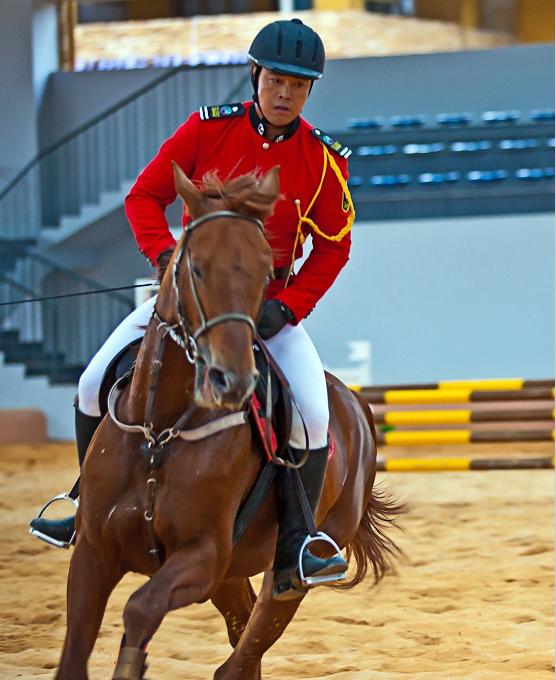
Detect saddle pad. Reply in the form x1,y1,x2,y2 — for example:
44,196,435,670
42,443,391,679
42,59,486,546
250,393,336,462
250,392,277,460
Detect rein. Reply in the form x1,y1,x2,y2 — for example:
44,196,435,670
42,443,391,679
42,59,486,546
108,208,309,564
171,210,264,363
109,209,264,453
108,209,265,565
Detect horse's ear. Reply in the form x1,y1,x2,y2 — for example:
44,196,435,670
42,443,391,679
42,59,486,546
172,161,203,218
257,165,281,204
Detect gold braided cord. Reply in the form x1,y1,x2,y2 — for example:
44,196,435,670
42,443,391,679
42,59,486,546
294,145,355,243
284,144,355,285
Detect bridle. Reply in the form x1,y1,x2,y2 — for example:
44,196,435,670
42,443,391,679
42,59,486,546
105,207,307,568
156,209,266,362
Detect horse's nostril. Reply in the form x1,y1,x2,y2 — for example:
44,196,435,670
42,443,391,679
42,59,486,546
208,367,228,391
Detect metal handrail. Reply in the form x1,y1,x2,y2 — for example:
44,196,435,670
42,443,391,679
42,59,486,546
0,63,249,202
0,240,133,306
0,263,134,381
0,273,59,373
0,62,253,241
0,271,45,301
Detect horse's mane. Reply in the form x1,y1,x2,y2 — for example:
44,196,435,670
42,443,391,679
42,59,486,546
199,171,281,222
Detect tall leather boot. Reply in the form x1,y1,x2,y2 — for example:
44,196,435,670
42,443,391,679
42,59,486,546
273,444,348,601
29,407,102,547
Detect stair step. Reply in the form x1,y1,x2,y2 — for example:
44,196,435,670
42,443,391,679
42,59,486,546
24,362,82,384
0,330,20,345
16,354,66,370
1,342,46,361
48,366,83,385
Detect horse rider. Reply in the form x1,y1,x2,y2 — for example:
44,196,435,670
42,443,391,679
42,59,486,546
30,18,355,600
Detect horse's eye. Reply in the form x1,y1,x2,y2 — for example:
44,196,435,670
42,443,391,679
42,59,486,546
192,264,202,279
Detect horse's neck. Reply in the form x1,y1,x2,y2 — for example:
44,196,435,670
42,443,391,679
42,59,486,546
123,320,195,427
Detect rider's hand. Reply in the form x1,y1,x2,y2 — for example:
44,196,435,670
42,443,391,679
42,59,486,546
257,299,296,340
156,248,174,284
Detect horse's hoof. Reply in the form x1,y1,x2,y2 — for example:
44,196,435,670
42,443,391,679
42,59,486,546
112,647,148,680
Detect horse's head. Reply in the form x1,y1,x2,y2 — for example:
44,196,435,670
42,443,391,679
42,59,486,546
162,162,279,410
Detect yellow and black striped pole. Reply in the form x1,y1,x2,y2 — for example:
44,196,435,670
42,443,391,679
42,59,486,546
358,387,555,405
376,429,554,446
374,407,555,426
376,456,554,472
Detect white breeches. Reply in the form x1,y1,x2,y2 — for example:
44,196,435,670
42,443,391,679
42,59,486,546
78,296,329,449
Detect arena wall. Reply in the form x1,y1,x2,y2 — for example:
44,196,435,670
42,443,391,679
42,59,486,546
49,209,554,384
37,43,554,149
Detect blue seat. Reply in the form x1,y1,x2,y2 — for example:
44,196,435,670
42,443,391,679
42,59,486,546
347,176,364,188
418,172,461,185
467,170,509,182
482,110,520,124
451,141,492,153
370,174,411,187
347,117,384,129
403,142,445,155
544,167,555,178
390,115,426,128
498,139,540,150
530,109,555,122
356,144,398,156
515,168,544,180
436,112,473,126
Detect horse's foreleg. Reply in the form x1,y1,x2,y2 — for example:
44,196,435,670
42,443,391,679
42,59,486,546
114,542,219,679
56,537,122,680
211,577,257,648
213,571,304,680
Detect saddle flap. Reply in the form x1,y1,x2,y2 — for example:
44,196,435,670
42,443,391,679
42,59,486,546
98,339,141,416
253,343,293,456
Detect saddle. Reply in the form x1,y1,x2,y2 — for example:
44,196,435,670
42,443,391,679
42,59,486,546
97,338,295,546
98,339,293,459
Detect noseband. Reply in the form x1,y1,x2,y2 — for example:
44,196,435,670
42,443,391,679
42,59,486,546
156,210,265,362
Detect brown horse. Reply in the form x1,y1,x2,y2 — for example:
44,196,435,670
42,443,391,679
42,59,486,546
54,164,403,680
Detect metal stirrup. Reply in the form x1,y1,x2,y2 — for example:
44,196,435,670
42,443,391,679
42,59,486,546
29,492,79,549
297,532,348,587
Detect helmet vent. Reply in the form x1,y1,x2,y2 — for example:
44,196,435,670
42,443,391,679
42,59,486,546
296,39,303,59
312,36,318,65
277,25,283,55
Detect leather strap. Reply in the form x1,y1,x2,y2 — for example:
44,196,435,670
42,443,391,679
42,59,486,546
232,462,277,546
274,265,290,280
108,373,246,443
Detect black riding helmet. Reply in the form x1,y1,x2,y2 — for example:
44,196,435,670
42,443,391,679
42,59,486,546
248,18,325,81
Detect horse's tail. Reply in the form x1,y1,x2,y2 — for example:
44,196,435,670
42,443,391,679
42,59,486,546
335,485,406,590
334,390,406,590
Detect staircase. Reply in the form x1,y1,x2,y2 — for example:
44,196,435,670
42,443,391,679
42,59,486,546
0,63,252,385
0,244,134,384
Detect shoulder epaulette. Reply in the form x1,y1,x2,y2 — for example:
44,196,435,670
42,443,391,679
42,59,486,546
311,127,352,159
199,102,246,121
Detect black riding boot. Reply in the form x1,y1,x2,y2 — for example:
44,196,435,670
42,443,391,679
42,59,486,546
29,407,102,547
273,444,348,601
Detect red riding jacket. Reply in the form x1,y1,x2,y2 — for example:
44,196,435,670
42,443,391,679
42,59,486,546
125,100,354,322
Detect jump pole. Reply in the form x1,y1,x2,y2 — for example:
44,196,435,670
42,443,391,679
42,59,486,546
376,456,554,472
376,429,555,446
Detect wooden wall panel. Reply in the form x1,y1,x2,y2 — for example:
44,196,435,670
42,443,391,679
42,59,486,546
314,0,363,9
127,0,180,20
517,0,554,42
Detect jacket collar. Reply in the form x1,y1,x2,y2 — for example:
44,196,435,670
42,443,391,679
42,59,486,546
249,103,300,143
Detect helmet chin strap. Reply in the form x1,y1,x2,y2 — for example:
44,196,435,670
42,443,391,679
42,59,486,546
252,66,273,129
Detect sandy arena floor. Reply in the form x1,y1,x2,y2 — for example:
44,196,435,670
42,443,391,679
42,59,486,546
0,442,553,679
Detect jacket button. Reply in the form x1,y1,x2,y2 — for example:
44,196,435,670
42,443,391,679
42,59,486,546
262,142,270,150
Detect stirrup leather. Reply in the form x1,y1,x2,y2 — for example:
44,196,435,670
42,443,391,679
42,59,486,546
29,492,79,549
298,532,348,586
